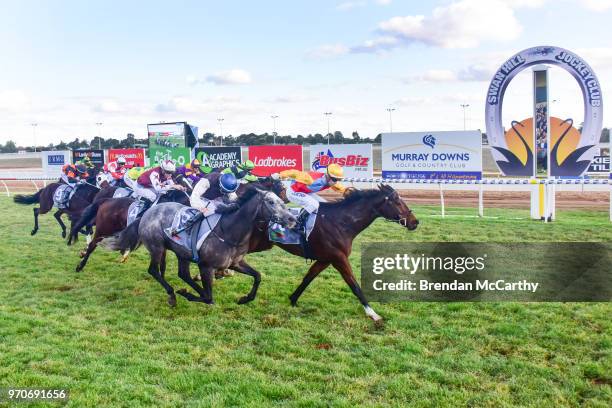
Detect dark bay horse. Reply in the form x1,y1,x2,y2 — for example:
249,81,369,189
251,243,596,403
69,189,191,271
13,182,99,238
101,186,296,307
246,184,419,322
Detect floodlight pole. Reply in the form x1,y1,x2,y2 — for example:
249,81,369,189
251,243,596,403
217,118,224,146
324,112,332,144
386,107,395,132
271,115,279,144
96,122,103,149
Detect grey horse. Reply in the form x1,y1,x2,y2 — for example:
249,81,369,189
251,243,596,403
102,186,296,306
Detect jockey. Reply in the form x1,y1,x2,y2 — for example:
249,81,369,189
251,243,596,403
102,156,129,186
277,163,346,230
122,166,147,192
134,160,184,205
61,163,89,186
171,173,239,236
221,160,258,183
176,158,204,188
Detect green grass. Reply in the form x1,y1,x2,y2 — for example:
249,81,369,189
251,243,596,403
0,195,610,407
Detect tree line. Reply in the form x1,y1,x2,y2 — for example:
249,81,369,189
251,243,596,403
0,128,609,153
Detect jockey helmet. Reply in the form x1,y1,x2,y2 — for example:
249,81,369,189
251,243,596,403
238,160,255,172
117,156,127,165
160,160,176,173
326,163,344,181
75,164,88,175
191,158,201,168
219,173,239,194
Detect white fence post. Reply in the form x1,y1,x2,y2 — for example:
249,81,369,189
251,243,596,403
439,183,445,218
478,184,484,217
1,180,9,197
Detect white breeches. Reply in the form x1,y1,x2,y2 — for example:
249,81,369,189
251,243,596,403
286,189,320,213
134,184,158,202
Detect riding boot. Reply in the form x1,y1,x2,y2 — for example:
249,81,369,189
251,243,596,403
295,210,310,232
140,198,154,214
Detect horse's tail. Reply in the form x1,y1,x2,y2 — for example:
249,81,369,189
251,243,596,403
67,200,102,245
100,218,141,254
13,190,41,205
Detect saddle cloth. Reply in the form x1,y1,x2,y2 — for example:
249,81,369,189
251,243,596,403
163,207,222,260
268,208,317,245
112,187,133,198
53,184,76,209
127,200,147,226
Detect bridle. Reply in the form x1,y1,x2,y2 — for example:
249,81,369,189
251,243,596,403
375,191,412,227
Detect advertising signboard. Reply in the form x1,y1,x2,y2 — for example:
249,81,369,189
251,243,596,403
309,144,373,178
382,131,482,180
72,149,105,169
248,145,303,176
42,150,71,177
194,146,242,170
108,148,146,167
148,147,191,167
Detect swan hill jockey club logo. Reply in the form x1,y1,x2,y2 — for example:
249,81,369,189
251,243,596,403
485,46,603,176
382,131,482,180
309,144,374,178
422,134,436,149
249,145,303,176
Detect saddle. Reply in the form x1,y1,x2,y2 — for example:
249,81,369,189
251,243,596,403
268,208,317,248
126,199,148,226
53,184,76,209
163,207,222,262
112,187,133,199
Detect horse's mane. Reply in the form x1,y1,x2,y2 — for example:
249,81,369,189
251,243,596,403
235,184,259,206
320,187,387,209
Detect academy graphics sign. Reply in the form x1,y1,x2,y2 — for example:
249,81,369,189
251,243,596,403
194,146,242,170
382,131,482,180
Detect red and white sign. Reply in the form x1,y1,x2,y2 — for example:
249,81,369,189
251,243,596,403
309,144,373,178
108,148,146,167
249,145,303,176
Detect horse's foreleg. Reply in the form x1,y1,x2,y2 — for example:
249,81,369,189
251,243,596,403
147,255,176,307
54,210,66,238
289,260,330,306
230,261,261,304
332,257,382,322
176,259,214,304
75,234,102,272
31,207,40,236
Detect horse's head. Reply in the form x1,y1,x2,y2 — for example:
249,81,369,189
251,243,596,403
256,188,296,228
255,176,288,203
373,184,419,231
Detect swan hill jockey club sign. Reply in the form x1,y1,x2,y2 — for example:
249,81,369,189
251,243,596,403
382,131,482,180
248,145,303,176
309,144,373,178
194,146,242,170
485,46,603,177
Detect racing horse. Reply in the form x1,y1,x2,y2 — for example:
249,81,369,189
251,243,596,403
101,185,296,307
13,181,100,239
245,184,419,322
69,176,285,272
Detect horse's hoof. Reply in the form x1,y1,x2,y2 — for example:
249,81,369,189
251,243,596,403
193,274,201,281
168,294,177,307
75,265,83,273
238,296,253,305
30,230,37,236
289,295,298,307
61,231,66,238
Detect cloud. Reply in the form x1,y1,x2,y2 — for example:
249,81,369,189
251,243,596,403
306,43,350,59
394,93,479,107
349,36,399,54
579,0,612,11
188,69,252,85
336,1,366,11
0,90,30,112
271,94,316,103
405,62,497,83
376,0,522,49
92,99,123,113
376,0,392,5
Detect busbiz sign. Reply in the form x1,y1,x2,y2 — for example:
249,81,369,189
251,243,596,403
382,131,482,180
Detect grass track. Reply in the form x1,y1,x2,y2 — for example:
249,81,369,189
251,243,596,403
0,196,610,407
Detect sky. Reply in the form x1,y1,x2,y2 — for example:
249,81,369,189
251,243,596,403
1,0,612,146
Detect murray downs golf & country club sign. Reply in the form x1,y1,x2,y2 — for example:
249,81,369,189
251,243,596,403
485,46,603,177
382,131,482,180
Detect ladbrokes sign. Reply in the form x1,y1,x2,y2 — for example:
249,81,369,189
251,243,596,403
310,144,373,178
249,145,302,176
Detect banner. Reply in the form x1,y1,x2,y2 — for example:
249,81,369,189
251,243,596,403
194,146,242,170
382,131,482,180
42,150,71,177
108,148,146,167
587,155,610,173
309,144,373,178
148,147,191,167
248,145,302,176
72,149,105,169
